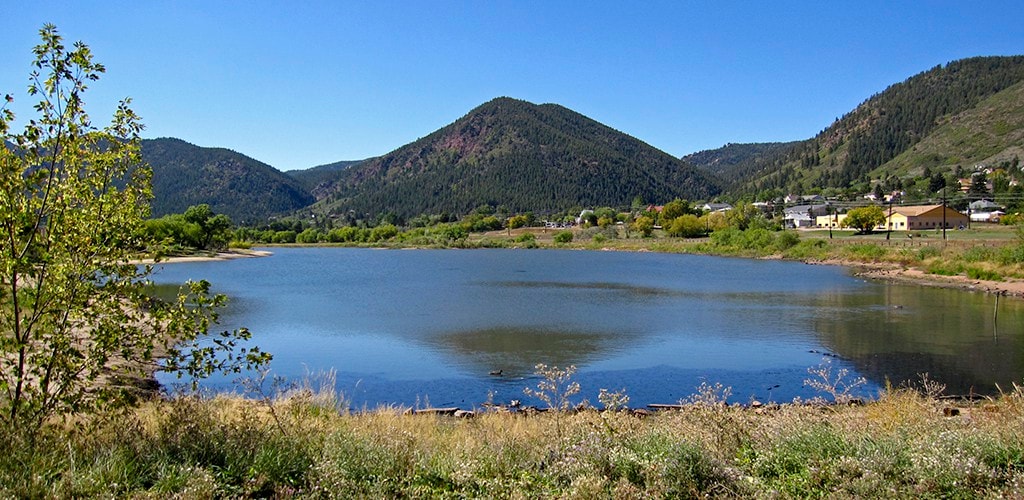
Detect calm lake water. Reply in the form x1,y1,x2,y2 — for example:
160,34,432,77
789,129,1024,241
152,247,1024,408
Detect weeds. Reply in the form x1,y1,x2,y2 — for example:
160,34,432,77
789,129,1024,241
804,357,868,404
524,364,581,438
5,381,1024,497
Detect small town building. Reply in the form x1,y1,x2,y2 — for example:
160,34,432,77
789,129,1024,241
784,194,824,204
700,202,733,212
877,205,968,231
970,211,1004,223
815,213,847,228
968,199,1001,211
783,203,830,229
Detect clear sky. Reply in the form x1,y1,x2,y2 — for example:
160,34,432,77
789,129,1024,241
3,2,1023,171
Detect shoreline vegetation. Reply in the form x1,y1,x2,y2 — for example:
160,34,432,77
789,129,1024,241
212,224,1024,298
6,377,1024,497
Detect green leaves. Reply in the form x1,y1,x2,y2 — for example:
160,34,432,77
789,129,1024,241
1,25,269,434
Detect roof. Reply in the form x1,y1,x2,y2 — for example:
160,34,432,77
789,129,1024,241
889,205,963,217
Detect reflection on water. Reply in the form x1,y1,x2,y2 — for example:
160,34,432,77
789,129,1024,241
812,286,1024,394
149,247,1024,406
430,326,643,378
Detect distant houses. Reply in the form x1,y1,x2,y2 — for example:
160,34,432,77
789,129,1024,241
700,202,733,212
783,204,829,228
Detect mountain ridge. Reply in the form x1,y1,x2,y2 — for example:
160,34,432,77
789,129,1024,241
143,137,315,223
309,96,721,219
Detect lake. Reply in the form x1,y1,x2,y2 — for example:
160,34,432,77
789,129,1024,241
151,247,1024,408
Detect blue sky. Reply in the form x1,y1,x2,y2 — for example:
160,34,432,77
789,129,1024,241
3,2,1023,171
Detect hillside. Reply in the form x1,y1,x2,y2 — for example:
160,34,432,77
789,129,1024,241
883,79,1024,176
683,141,800,176
143,138,315,223
286,159,368,193
705,56,1024,197
310,97,721,219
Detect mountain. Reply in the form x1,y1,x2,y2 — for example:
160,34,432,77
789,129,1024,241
286,159,368,193
310,97,721,219
143,138,315,223
702,56,1024,196
882,79,1024,175
684,142,800,176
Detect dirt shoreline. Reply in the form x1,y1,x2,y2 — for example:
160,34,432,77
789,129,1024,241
134,248,272,264
810,259,1024,298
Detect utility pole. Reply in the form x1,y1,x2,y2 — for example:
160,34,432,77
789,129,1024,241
886,198,893,241
942,186,947,242
827,204,833,239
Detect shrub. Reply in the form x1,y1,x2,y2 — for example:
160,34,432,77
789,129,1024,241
774,230,800,250
916,246,942,260
843,244,887,261
554,231,574,244
665,214,706,238
966,267,1001,281
272,230,297,243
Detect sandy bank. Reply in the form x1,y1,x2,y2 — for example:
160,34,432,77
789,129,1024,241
134,248,272,264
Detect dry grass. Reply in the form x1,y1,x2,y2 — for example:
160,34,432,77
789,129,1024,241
3,382,1024,497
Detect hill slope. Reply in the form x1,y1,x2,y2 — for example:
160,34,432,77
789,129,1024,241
144,138,315,222
883,79,1024,175
286,159,368,193
702,56,1024,196
684,142,801,177
311,97,721,219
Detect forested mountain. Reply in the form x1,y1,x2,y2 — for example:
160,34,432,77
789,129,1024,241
684,142,800,176
310,97,721,219
701,56,1024,197
286,159,368,193
139,56,1024,221
883,80,1024,175
143,138,315,223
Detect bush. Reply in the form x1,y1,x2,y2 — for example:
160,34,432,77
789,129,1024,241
966,267,1001,281
774,231,800,250
665,215,706,238
916,246,942,260
272,230,297,244
554,231,574,244
843,244,887,261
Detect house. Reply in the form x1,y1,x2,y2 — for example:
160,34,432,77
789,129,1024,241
783,204,830,229
877,205,968,231
970,211,1004,223
785,213,816,228
783,204,830,217
784,194,824,204
968,199,1001,211
700,202,733,212
751,201,773,214
815,213,847,228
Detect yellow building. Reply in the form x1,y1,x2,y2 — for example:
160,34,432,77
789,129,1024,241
815,213,846,228
876,204,968,231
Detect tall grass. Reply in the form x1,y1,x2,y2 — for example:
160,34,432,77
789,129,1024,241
5,382,1024,497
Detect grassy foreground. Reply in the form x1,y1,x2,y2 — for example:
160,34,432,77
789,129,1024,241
5,384,1024,498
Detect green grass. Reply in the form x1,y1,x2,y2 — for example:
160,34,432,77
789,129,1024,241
6,385,1024,497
